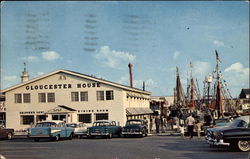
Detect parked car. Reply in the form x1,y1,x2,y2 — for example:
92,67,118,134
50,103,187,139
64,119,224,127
88,120,122,139
66,122,88,138
27,120,74,142
0,125,14,140
204,118,231,135
205,116,250,152
122,119,148,137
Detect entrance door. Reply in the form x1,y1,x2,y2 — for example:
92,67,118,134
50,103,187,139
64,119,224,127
52,114,66,121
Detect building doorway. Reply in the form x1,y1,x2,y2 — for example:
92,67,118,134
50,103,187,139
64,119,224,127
52,114,66,121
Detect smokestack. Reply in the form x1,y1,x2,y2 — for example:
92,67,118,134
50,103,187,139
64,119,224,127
128,63,133,88
143,81,145,91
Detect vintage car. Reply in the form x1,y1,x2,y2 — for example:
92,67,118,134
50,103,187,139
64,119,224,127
88,120,122,139
27,120,74,142
0,126,14,140
122,119,148,137
204,118,231,135
205,116,250,152
66,122,88,138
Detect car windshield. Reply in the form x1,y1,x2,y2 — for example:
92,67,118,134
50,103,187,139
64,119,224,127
93,122,110,126
126,120,142,126
36,122,57,127
230,119,248,128
215,119,229,124
66,123,78,128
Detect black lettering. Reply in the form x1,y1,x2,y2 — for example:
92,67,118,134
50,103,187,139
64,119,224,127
34,85,38,90
44,85,48,89
31,86,34,90
26,86,29,90
87,83,91,88
82,84,86,88
39,85,43,89
92,83,96,87
97,83,101,87
58,84,62,89
49,85,53,89
54,85,57,89
68,84,72,88
63,84,67,89
77,84,81,88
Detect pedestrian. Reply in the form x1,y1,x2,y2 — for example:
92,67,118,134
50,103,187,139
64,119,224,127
179,124,185,139
195,120,203,139
185,114,195,139
151,116,156,133
155,116,160,134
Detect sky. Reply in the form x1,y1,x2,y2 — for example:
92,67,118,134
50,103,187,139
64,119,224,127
1,1,249,98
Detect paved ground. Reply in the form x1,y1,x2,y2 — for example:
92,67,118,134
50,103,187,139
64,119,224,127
0,136,249,159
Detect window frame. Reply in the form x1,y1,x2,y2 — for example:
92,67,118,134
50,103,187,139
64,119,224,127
38,93,46,103
78,114,92,123
96,91,104,101
15,93,22,104
21,115,34,125
80,91,88,102
106,90,114,100
71,92,79,102
47,93,55,103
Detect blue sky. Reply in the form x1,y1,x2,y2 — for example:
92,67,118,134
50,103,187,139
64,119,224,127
1,1,249,97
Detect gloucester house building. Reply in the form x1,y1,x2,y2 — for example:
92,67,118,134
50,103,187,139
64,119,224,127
1,69,152,131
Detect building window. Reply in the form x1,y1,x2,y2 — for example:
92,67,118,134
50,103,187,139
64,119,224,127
96,91,104,101
38,93,46,103
78,114,91,123
47,93,55,103
96,113,108,121
36,115,46,122
15,94,22,103
71,92,79,102
52,114,66,121
21,115,34,125
106,90,114,100
80,92,88,101
23,93,31,103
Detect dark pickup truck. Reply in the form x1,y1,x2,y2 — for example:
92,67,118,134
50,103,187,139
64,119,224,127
205,115,250,152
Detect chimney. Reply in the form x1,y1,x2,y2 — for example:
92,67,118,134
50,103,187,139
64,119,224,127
128,63,133,88
21,62,29,83
142,81,145,91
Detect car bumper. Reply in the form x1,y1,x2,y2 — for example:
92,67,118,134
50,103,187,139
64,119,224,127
205,136,230,146
90,132,110,136
28,134,51,138
122,132,142,135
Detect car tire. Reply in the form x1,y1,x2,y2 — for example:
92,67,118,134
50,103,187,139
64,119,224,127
7,133,12,140
237,140,250,152
54,135,60,141
34,138,39,142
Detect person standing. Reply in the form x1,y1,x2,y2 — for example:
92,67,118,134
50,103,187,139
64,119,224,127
155,116,160,134
179,124,185,139
195,120,203,139
186,114,195,139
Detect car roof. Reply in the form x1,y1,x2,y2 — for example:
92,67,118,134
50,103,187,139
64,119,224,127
66,122,83,125
235,116,250,123
127,119,144,121
38,120,64,124
94,120,114,123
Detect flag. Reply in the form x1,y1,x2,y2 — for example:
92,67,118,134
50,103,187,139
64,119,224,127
215,50,221,63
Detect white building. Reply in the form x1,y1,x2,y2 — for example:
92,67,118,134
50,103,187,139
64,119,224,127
1,69,152,130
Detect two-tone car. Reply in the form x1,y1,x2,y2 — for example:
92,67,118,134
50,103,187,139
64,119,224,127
122,119,148,137
66,122,88,138
88,120,122,139
205,116,250,152
0,125,14,140
27,120,74,142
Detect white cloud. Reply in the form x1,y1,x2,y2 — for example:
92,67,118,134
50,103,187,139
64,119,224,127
213,40,224,47
118,75,157,91
94,46,136,69
37,72,45,76
223,62,249,88
3,75,18,81
192,61,211,76
21,56,39,62
173,51,180,60
42,51,61,61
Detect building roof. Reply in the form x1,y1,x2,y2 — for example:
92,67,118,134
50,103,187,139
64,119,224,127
239,88,250,99
1,69,151,95
126,107,153,115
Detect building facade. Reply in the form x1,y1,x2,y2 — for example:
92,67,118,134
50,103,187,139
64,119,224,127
1,69,152,130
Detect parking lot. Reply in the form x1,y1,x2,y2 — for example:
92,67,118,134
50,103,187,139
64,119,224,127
0,136,249,159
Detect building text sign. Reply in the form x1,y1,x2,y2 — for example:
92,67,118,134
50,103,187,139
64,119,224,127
25,82,101,90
